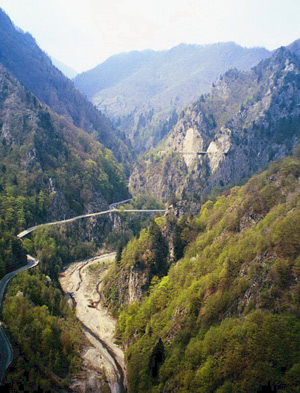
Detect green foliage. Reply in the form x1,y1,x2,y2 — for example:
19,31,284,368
0,64,130,388
103,195,165,252
0,62,130,279
0,62,128,229
2,269,82,390
111,154,300,392
103,219,169,315
0,9,132,169
1,224,91,390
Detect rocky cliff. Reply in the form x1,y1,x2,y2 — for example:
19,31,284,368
74,42,270,154
102,215,186,312
129,44,300,202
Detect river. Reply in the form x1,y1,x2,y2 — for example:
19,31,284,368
59,253,127,393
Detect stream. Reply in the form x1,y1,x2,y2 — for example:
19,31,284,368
59,253,127,393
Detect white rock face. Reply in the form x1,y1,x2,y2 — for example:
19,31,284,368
182,128,202,167
207,128,232,173
129,46,300,203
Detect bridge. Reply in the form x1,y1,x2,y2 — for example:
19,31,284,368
158,150,228,156
1,201,165,382
109,198,133,210
159,150,207,155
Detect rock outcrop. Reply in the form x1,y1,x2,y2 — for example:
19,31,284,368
129,44,300,202
74,42,270,154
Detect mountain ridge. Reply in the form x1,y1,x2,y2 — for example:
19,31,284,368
0,8,132,168
0,62,128,223
74,42,271,153
51,57,78,79
129,43,300,202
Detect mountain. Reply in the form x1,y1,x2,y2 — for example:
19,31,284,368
0,56,130,389
50,57,78,79
74,49,155,99
0,62,128,227
104,150,300,392
129,43,300,203
287,38,300,58
0,56,130,290
74,42,270,153
0,8,132,167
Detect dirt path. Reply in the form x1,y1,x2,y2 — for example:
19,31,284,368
59,253,127,393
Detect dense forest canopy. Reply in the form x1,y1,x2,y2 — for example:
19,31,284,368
105,151,300,392
0,6,300,392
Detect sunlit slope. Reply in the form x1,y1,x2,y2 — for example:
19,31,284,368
0,8,132,166
108,151,300,392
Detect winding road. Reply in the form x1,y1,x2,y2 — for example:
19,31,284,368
17,208,165,239
0,254,39,383
1,202,165,388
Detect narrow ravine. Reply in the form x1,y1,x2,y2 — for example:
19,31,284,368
59,253,127,393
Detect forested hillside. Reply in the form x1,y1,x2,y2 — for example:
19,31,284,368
106,150,300,392
1,4,300,392
0,62,128,275
74,42,270,153
0,60,128,390
130,43,300,202
2,263,83,391
0,8,132,167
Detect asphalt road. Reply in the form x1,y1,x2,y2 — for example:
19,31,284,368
0,255,39,383
17,208,166,238
2,204,165,383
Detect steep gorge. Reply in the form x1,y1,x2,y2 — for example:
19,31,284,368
1,6,300,391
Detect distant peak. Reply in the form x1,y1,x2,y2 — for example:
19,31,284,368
286,38,300,58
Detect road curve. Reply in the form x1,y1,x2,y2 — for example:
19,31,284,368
17,208,166,239
109,198,133,210
7,206,165,386
0,255,39,383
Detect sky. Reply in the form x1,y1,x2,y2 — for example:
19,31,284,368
0,0,299,73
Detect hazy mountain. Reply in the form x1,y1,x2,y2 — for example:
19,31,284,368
51,57,78,79
74,49,155,98
287,38,300,57
74,42,270,153
0,62,128,223
129,42,300,202
0,8,132,167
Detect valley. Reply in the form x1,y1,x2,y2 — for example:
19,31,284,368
0,205,165,391
0,4,300,392
59,253,126,393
